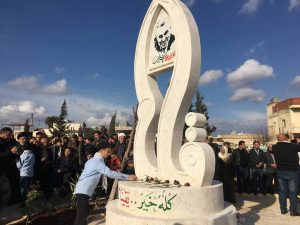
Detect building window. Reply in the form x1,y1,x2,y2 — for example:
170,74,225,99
282,119,286,128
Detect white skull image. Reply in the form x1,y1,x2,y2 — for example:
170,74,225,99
154,14,175,53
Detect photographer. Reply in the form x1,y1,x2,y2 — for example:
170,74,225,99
16,132,35,206
0,127,20,208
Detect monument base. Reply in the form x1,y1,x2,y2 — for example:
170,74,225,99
105,181,237,225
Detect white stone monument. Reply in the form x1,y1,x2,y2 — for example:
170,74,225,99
106,0,237,224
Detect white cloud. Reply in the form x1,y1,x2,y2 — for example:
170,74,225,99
86,72,99,79
183,0,223,7
55,67,65,75
7,75,68,95
230,88,265,102
0,101,46,123
290,75,300,90
7,75,39,90
289,0,300,10
239,0,262,14
43,79,67,94
86,115,111,127
199,70,223,86
0,87,133,128
211,115,266,134
226,59,274,88
85,111,130,127
234,110,266,121
249,41,265,54
183,0,197,7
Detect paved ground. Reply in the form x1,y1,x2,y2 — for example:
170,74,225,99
1,194,300,225
235,193,300,225
0,204,25,225
88,193,300,225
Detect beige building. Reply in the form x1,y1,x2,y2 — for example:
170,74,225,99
267,97,300,140
216,133,257,149
115,124,132,134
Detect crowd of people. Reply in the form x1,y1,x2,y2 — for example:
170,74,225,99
0,127,134,210
210,134,300,216
1,126,300,224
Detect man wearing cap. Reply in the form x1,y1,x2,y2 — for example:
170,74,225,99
74,141,137,225
16,132,35,206
115,133,127,160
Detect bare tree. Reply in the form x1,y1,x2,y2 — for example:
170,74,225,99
253,127,275,144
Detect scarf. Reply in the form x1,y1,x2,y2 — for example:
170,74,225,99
218,146,230,162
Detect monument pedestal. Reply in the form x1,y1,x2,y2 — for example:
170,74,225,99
106,181,237,225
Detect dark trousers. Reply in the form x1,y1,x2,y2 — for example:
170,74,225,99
6,166,21,204
20,176,32,203
236,166,249,193
277,170,299,213
250,168,264,194
40,167,53,198
107,177,114,197
298,166,300,193
264,173,277,194
74,194,89,225
0,173,10,209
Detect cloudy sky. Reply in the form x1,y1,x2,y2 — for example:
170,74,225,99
0,0,299,133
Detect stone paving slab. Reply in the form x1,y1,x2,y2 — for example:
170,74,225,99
235,193,300,225
2,193,299,225
0,204,24,225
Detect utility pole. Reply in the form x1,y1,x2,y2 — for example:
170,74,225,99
31,113,34,131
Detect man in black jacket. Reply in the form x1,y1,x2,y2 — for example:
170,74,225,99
249,141,266,194
273,133,300,216
233,140,250,193
0,127,19,208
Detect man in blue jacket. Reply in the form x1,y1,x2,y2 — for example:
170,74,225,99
74,141,137,225
16,132,35,205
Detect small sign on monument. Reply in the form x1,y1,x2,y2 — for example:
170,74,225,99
148,8,176,75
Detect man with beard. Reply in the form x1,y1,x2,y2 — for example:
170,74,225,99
114,133,127,160
16,132,35,206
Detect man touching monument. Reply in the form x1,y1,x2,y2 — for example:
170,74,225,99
74,141,137,225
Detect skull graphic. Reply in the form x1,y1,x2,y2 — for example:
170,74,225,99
154,19,175,53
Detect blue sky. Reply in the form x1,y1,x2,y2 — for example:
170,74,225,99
0,0,299,133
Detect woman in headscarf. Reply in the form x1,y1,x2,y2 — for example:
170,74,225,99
218,145,236,203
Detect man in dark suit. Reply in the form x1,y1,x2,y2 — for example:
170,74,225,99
233,140,250,193
273,133,300,216
264,144,277,194
249,141,265,194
